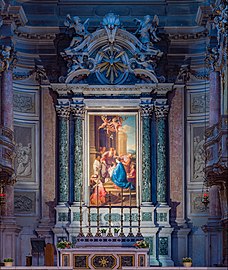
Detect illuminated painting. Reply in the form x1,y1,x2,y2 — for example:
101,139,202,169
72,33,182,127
89,114,137,206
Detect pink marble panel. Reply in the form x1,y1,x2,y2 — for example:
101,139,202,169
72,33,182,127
42,89,56,222
169,88,184,222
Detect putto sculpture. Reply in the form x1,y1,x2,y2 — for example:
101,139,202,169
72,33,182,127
60,13,165,85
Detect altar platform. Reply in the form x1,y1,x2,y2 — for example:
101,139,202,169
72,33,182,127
59,246,148,269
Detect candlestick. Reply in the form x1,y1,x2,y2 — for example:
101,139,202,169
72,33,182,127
119,187,125,237
136,185,142,237
107,191,113,237
78,184,85,237
86,206,93,237
128,188,134,237
95,184,101,237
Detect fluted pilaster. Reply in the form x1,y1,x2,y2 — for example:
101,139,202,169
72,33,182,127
155,105,169,204
56,105,70,203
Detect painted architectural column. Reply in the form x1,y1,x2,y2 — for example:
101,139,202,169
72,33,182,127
209,70,221,127
140,104,153,204
155,104,169,204
71,104,84,203
56,105,70,204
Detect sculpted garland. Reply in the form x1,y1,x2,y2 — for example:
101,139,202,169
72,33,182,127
60,13,165,85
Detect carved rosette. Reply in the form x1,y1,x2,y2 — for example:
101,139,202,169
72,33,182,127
140,104,153,203
155,105,169,203
56,105,70,203
71,105,84,202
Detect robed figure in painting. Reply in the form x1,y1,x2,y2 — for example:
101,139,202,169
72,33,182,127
111,158,135,190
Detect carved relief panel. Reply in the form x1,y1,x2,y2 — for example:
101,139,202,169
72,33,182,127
14,123,36,182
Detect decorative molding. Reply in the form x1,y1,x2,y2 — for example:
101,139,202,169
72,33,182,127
190,192,209,214
51,83,173,96
169,30,208,40
14,191,36,214
14,29,56,40
190,92,209,114
13,92,35,113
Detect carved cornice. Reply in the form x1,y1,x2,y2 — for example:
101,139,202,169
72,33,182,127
169,30,208,40
51,83,174,96
154,105,169,118
14,30,56,40
0,4,27,27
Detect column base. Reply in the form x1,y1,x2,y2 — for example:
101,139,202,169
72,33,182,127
156,204,171,227
172,227,191,266
35,218,54,243
55,204,69,227
159,257,175,266
158,227,174,266
0,217,21,264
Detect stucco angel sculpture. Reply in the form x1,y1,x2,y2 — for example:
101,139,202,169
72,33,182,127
64,14,89,50
134,15,160,49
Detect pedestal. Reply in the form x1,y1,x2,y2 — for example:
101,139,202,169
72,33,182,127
158,227,174,266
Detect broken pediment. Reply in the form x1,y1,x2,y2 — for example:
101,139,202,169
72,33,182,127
60,13,165,85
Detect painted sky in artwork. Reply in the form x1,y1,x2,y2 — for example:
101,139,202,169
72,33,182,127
119,115,136,153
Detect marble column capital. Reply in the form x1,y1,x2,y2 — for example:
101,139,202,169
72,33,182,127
56,105,70,119
0,46,17,73
140,104,153,117
71,104,85,118
154,105,169,118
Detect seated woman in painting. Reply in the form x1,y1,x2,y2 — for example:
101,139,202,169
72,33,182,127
111,158,135,190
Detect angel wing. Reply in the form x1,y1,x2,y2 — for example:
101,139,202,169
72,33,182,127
152,15,159,26
83,18,90,29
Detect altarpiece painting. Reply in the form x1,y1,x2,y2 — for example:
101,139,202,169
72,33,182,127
88,113,137,207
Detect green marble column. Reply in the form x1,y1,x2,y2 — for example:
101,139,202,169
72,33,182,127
155,105,169,204
140,105,152,203
72,105,84,202
56,105,70,203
